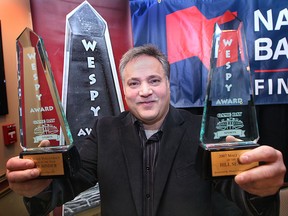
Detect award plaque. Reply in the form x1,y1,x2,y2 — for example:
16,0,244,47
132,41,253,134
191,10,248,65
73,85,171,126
16,28,81,178
197,15,259,179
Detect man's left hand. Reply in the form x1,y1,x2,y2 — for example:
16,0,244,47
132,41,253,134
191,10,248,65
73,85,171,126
235,145,286,197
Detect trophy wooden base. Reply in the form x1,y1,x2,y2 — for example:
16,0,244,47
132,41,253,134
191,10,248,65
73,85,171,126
196,143,259,179
20,145,81,178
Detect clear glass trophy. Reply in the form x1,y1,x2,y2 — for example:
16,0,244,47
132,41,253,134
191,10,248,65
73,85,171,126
16,28,81,178
197,15,259,179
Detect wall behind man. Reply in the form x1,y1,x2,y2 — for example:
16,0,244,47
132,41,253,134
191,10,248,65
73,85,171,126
0,0,32,215
0,0,32,174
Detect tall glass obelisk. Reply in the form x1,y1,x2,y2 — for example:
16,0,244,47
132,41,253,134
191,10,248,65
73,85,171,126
197,13,259,179
17,28,81,178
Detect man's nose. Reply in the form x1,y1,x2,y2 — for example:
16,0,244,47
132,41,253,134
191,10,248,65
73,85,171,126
139,83,152,96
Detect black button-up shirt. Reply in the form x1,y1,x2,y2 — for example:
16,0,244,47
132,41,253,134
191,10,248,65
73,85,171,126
134,118,163,216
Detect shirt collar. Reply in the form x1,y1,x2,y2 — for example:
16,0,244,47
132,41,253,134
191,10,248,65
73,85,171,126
130,113,165,132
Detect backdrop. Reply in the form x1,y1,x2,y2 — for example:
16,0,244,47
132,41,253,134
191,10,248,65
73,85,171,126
130,0,288,108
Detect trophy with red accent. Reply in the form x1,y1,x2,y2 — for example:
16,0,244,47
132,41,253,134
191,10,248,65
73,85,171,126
197,14,259,179
16,28,81,178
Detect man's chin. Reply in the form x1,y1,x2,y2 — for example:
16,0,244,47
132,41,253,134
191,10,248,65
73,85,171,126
139,112,157,122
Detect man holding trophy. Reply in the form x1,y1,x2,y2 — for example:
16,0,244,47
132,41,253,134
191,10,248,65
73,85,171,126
6,15,286,216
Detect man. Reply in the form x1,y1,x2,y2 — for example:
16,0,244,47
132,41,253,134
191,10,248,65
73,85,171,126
6,45,286,216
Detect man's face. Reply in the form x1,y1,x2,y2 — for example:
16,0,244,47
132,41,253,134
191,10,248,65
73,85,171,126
122,55,170,130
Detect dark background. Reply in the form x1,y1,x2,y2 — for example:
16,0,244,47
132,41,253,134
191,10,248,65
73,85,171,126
0,21,8,115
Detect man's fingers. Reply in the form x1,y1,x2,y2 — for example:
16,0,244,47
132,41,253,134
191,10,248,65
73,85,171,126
225,135,242,142
38,140,50,147
235,164,285,197
239,145,279,164
234,146,286,197
7,168,40,183
6,157,35,171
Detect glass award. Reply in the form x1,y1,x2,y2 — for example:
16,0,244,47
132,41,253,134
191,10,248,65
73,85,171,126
62,1,124,145
197,15,259,179
16,28,81,178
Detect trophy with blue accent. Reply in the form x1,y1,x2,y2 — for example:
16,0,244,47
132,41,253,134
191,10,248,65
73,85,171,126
197,14,259,179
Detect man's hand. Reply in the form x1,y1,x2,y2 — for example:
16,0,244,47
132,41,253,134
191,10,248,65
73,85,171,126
6,156,52,198
235,145,286,197
6,140,52,198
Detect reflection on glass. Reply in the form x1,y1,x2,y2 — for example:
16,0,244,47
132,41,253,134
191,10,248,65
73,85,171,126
17,27,73,151
16,28,80,178
197,13,259,179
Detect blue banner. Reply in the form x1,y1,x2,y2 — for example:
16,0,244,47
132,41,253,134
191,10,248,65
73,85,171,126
130,0,288,107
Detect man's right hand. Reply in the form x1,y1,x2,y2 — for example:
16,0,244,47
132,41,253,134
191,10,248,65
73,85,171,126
6,141,52,198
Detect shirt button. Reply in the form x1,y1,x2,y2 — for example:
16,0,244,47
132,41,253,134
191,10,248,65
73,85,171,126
146,166,150,171
146,194,151,199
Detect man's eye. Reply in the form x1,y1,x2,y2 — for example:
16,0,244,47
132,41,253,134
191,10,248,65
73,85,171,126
128,81,139,87
150,79,160,85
